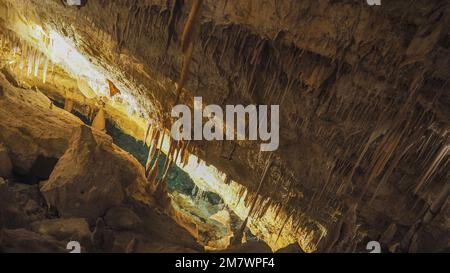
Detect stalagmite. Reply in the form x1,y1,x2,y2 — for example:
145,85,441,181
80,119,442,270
359,126,405,202
173,140,183,164
156,131,166,161
19,44,27,71
180,140,190,166
369,141,416,204
422,183,450,224
92,108,106,132
338,127,386,195
27,48,34,76
181,146,190,167
173,0,203,104
275,211,294,244
161,138,174,180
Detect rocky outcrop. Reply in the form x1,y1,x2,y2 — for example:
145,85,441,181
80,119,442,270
0,0,448,252
30,218,91,246
0,75,201,253
41,125,128,221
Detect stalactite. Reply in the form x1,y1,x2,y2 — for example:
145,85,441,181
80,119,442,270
175,42,194,104
64,98,74,113
181,0,203,54
42,57,49,83
414,143,450,194
147,158,159,185
146,129,160,171
143,121,152,147
231,154,274,245
236,187,246,207
34,52,41,77
166,0,183,50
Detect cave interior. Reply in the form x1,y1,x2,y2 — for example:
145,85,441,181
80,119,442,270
0,0,449,253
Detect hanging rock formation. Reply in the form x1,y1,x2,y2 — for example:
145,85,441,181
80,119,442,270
0,0,448,252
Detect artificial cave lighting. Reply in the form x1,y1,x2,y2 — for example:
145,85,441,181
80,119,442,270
0,0,448,258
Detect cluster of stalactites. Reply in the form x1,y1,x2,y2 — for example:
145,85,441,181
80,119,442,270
0,30,53,84
142,122,191,208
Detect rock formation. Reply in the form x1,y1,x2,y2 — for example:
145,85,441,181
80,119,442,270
0,0,448,253
0,75,201,253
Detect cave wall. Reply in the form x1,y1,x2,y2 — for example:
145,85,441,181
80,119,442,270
0,0,448,252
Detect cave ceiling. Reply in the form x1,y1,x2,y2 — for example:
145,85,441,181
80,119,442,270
0,0,448,253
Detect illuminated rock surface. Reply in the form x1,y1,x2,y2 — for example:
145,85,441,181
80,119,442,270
0,0,448,252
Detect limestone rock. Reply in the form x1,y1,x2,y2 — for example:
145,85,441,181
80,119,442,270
0,0,449,253
0,144,12,178
104,206,141,231
219,241,272,253
30,218,91,244
0,179,29,229
0,75,82,175
40,125,125,221
276,243,305,253
91,218,115,252
0,228,66,253
8,183,48,222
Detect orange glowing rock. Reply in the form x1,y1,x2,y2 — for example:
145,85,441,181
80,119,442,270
108,80,120,97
